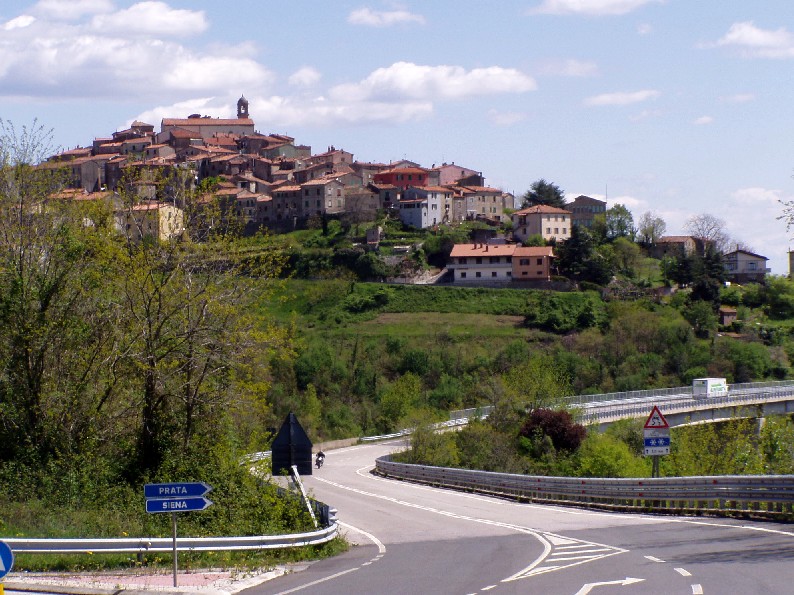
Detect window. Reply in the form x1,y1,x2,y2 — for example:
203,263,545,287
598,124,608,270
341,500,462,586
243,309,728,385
476,257,482,264
460,272,467,278
546,228,551,234
520,258,529,266
492,271,497,277
476,272,482,278
562,228,567,234
490,257,499,264
537,258,543,265
459,257,467,264
748,262,757,270
554,228,559,234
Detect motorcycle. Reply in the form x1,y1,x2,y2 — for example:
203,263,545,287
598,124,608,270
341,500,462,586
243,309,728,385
315,453,325,469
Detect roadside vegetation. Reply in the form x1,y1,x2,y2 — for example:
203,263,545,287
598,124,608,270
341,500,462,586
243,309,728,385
2,124,794,570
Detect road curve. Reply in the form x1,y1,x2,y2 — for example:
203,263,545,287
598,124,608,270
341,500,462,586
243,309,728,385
246,441,794,595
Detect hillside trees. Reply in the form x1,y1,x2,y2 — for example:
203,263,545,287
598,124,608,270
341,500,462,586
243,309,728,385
0,121,121,467
521,179,566,208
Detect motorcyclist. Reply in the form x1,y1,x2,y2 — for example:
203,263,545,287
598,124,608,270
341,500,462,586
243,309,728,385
315,450,325,468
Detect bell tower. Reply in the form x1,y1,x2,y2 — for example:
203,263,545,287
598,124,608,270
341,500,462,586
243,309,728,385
237,94,249,119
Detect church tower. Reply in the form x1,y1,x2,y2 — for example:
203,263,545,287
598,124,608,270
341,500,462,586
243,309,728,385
237,94,249,119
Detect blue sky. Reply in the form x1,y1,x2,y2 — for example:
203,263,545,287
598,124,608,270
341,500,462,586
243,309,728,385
2,0,794,273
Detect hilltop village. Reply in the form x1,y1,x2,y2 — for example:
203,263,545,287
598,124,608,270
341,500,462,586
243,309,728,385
41,95,769,286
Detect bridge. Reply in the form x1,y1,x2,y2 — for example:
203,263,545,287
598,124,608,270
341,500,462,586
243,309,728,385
451,380,794,431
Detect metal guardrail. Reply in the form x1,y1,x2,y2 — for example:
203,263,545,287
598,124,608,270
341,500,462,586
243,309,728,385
3,499,338,555
3,524,338,554
375,456,794,519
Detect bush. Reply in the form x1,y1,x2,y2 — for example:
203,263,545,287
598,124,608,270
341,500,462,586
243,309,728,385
519,409,586,453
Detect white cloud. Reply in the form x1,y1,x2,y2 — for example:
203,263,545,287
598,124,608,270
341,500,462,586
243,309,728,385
725,187,792,270
606,195,645,209
529,0,662,16
251,95,434,127
347,7,425,27
721,93,755,103
0,4,269,100
160,54,272,92
90,2,208,37
33,0,113,20
3,15,36,30
487,110,527,126
694,115,714,125
289,66,322,87
715,21,794,59
585,89,660,106
330,62,536,102
539,58,599,77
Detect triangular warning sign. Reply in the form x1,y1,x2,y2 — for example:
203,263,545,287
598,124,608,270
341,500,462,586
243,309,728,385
644,405,669,429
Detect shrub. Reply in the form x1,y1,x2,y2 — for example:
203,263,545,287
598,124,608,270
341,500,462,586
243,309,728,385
519,409,586,453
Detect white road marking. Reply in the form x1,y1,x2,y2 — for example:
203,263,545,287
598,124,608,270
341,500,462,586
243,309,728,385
337,520,386,554
574,577,645,595
316,475,627,583
675,568,692,577
359,459,794,542
272,567,359,595
645,555,665,563
482,585,497,591
692,584,703,594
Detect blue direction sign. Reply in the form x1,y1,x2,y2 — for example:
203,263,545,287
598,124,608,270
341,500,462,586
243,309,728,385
0,540,14,579
644,436,671,448
144,482,212,499
146,497,213,514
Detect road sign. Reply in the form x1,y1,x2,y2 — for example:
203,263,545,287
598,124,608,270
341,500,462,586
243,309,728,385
0,540,14,579
644,405,669,429
146,497,213,514
144,482,212,499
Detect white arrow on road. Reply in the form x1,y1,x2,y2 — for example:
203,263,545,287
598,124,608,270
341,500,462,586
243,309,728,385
574,577,645,594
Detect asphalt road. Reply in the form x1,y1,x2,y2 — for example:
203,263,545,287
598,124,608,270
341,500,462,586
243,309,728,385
247,440,794,595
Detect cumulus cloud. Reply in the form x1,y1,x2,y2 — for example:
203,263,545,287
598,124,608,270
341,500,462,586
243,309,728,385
585,89,660,106
90,1,207,37
347,7,425,27
289,66,322,87
330,62,536,102
539,58,599,77
694,115,714,125
3,15,36,30
0,3,269,100
715,21,794,59
529,0,662,16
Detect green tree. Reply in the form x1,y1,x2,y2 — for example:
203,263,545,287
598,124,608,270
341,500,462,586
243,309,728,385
604,204,635,240
636,211,667,246
521,179,566,208
0,120,120,466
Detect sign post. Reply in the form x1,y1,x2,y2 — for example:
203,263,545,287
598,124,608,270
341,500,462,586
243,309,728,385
643,405,671,478
144,482,213,587
0,540,14,595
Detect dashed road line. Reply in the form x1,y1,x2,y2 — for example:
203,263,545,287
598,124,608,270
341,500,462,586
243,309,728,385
645,555,665,563
675,568,692,577
692,584,703,594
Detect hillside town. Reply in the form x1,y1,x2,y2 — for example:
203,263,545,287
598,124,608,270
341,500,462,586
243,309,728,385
41,95,770,286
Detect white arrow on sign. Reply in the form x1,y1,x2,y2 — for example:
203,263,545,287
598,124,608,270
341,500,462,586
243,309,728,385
574,577,645,595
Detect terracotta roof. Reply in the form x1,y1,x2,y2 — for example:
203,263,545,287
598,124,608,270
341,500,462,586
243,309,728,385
456,185,501,193
513,205,572,215
514,246,554,257
658,235,694,243
450,243,518,258
274,185,302,193
378,167,428,175
162,118,254,127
